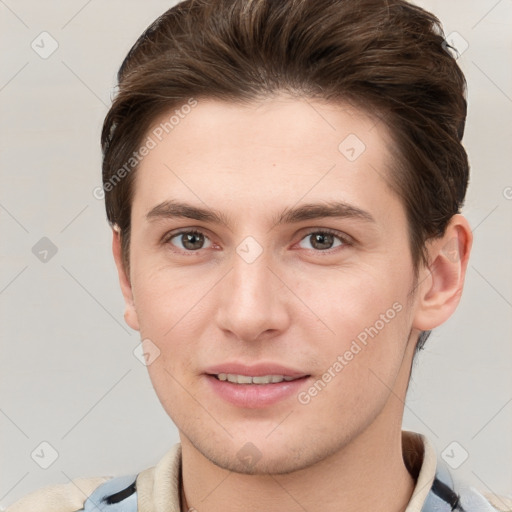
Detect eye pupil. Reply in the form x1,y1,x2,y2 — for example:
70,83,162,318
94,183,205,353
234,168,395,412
311,233,334,250
182,232,204,250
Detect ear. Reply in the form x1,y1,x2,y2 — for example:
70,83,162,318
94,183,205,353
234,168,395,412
412,214,473,331
112,226,140,331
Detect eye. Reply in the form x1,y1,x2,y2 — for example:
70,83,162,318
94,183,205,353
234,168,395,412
165,230,213,252
297,229,348,251
163,228,350,254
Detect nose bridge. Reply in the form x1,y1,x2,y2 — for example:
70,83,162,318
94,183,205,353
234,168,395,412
230,240,275,311
215,237,288,341
233,248,271,300
231,232,271,288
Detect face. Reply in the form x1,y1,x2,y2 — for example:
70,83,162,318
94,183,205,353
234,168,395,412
120,96,424,474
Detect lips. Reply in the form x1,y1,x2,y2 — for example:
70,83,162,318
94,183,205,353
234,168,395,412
203,362,311,408
215,373,300,384
204,362,308,379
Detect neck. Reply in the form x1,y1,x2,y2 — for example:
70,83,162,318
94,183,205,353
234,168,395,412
180,418,417,512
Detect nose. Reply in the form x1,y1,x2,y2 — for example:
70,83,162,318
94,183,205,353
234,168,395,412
214,246,291,343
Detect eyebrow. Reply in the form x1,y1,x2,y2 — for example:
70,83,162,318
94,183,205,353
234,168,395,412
146,199,375,228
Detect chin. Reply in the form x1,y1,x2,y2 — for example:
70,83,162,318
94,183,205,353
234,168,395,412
188,431,340,476
207,450,311,476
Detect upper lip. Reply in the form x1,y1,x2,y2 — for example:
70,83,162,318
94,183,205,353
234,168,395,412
204,362,309,378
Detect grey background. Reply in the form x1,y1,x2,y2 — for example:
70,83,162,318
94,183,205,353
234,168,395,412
0,0,511,507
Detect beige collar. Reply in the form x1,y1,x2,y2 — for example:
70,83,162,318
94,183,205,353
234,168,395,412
403,430,438,512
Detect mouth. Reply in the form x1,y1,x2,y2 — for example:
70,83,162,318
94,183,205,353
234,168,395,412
203,365,311,408
210,373,306,384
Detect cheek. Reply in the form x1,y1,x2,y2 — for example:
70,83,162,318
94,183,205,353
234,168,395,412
296,300,411,431
297,268,412,394
130,267,215,405
295,263,410,341
131,264,209,337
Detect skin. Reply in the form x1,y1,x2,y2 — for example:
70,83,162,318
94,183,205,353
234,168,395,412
112,96,472,512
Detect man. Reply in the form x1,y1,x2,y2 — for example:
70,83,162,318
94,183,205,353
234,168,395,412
7,0,510,511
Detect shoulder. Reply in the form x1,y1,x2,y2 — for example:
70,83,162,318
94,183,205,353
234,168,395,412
432,467,511,512
482,492,512,512
404,431,511,512
4,445,181,512
4,476,112,512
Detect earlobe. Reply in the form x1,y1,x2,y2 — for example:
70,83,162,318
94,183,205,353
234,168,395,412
412,214,473,331
111,226,140,331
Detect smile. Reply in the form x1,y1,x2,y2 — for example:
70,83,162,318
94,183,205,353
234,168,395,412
214,373,302,384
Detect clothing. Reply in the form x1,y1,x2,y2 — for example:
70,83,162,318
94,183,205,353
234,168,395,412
5,430,511,512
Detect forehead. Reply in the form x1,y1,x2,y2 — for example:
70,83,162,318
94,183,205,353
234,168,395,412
132,96,401,228
145,96,389,161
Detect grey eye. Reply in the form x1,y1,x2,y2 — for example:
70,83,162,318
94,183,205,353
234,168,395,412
298,232,344,251
169,231,212,251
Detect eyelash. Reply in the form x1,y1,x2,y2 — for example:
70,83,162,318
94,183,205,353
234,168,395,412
162,228,352,255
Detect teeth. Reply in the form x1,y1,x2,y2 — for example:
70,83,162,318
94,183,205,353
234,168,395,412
215,374,299,384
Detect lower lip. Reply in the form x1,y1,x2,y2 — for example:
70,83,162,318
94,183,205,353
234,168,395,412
205,375,310,409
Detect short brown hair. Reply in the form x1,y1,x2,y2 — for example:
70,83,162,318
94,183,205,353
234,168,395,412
101,0,469,350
